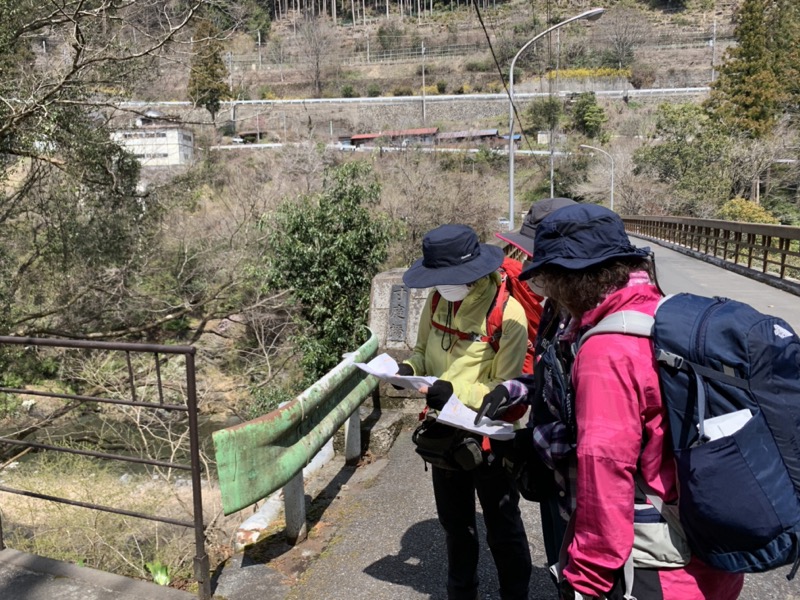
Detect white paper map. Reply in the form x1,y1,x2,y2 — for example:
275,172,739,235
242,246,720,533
353,353,515,440
436,397,516,440
353,352,436,392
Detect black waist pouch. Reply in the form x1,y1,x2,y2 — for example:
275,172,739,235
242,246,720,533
412,419,483,471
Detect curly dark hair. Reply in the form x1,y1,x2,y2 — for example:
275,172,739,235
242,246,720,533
535,257,654,318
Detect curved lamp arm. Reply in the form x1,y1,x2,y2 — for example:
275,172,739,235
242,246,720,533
507,7,605,229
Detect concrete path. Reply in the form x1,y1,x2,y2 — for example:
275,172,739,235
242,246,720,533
632,235,800,331
213,423,798,600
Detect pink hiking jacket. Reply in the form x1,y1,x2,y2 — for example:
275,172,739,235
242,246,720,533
562,282,744,599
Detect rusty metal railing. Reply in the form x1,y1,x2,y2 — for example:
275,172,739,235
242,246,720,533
0,337,210,599
623,216,800,296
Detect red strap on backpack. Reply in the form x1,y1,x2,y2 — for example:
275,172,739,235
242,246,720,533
497,257,544,374
430,277,509,346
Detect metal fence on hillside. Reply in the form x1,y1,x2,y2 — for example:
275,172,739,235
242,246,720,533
0,338,210,599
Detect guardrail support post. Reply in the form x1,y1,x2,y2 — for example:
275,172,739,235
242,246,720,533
284,473,308,545
344,409,362,464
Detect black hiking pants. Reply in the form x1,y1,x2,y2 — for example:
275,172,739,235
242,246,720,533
432,460,532,600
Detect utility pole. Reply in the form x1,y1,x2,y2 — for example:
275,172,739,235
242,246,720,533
710,19,717,83
227,52,233,93
421,42,427,125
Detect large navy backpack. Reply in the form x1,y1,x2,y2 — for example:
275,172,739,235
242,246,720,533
583,293,800,578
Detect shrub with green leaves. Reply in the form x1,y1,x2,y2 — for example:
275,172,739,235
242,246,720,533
146,561,171,586
377,21,403,51
264,162,390,382
245,384,295,419
464,60,492,73
569,92,607,139
524,97,563,134
717,198,779,224
341,84,358,98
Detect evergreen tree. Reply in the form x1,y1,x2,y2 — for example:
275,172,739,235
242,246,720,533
769,0,800,123
524,97,562,134
634,103,735,215
706,0,786,137
187,20,230,122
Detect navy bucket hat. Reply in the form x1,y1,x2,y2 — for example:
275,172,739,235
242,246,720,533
403,224,504,288
519,204,649,279
495,197,577,257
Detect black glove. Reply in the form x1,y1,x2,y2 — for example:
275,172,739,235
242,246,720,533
425,379,453,410
391,363,414,391
475,386,511,424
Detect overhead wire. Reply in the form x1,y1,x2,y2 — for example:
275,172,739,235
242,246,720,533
468,0,549,178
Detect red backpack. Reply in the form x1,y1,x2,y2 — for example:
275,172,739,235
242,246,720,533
430,256,543,374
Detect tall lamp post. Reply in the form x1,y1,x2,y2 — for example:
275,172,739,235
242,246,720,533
508,7,605,230
580,144,615,212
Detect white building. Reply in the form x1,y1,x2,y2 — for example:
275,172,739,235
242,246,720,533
112,110,194,167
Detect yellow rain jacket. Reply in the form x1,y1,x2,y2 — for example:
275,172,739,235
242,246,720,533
405,272,528,410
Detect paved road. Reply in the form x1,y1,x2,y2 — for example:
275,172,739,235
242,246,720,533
215,429,798,600
633,235,800,331
2,240,799,599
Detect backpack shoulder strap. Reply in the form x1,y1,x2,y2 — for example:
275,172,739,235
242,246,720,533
484,270,511,350
431,290,441,316
579,310,655,348
429,287,501,345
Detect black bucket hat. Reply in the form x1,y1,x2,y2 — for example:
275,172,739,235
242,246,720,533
403,224,504,288
495,197,577,257
520,204,649,279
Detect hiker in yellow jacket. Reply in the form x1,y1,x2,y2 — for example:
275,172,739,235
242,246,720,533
404,270,529,410
399,224,531,600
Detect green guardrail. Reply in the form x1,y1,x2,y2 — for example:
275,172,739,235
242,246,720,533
212,331,379,515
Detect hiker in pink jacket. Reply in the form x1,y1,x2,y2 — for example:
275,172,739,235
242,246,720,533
519,204,744,600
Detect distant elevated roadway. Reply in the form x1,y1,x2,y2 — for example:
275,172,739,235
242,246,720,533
118,86,710,110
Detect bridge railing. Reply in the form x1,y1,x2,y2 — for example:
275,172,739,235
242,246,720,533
623,216,800,296
212,330,378,544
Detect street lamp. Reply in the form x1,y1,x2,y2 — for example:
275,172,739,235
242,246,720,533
580,144,615,212
508,7,605,230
